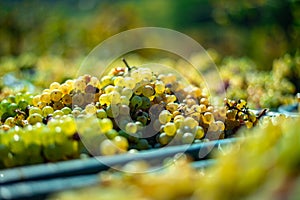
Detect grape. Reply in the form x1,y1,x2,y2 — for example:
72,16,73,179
105,129,118,139
159,110,172,124
164,122,176,136
140,96,151,110
29,107,43,115
100,139,118,156
124,77,136,89
202,112,214,124
85,104,97,115
27,113,43,125
130,95,143,108
142,85,155,97
50,89,63,102
53,110,64,117
155,81,165,94
122,88,133,99
99,94,110,105
182,132,194,144
50,82,60,90
100,76,112,87
73,93,85,106
125,122,138,134
194,126,205,139
99,118,113,133
119,105,130,115
120,96,130,105
62,94,72,105
61,107,72,115
42,106,54,117
40,92,51,103
74,79,86,91
158,132,172,145
183,117,198,129
59,83,70,95
53,101,64,110
96,109,107,119
113,136,129,151
114,76,125,87
7,103,18,116
106,105,120,118
18,100,29,111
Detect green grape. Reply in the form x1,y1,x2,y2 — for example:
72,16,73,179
100,75,112,87
159,110,172,124
100,139,118,155
50,89,63,102
114,76,125,87
0,100,10,113
140,96,151,110
142,85,155,97
158,132,172,145
104,85,115,93
61,107,72,115
0,144,9,157
96,109,107,119
40,92,51,103
194,126,205,139
99,94,110,105
32,95,41,107
42,106,54,117
182,132,194,144
27,113,43,125
105,129,118,139
155,81,165,94
125,122,137,134
183,117,198,129
59,83,70,95
7,103,18,116
50,82,60,90
164,122,176,136
124,77,136,89
113,136,129,151
120,96,130,105
85,104,97,115
106,105,120,118
43,144,63,161
9,135,26,154
208,122,218,132
74,79,86,91
18,100,29,111
99,118,113,133
109,91,121,104
202,112,214,124
53,110,64,118
136,139,150,150
136,115,147,126
29,106,43,115
26,143,41,156
122,87,133,98
5,117,15,127
130,96,143,108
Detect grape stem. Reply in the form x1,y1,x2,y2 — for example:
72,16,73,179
122,58,131,70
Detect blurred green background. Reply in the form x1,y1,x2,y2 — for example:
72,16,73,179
1,0,299,65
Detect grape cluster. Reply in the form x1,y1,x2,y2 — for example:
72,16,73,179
0,59,259,168
220,56,297,109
